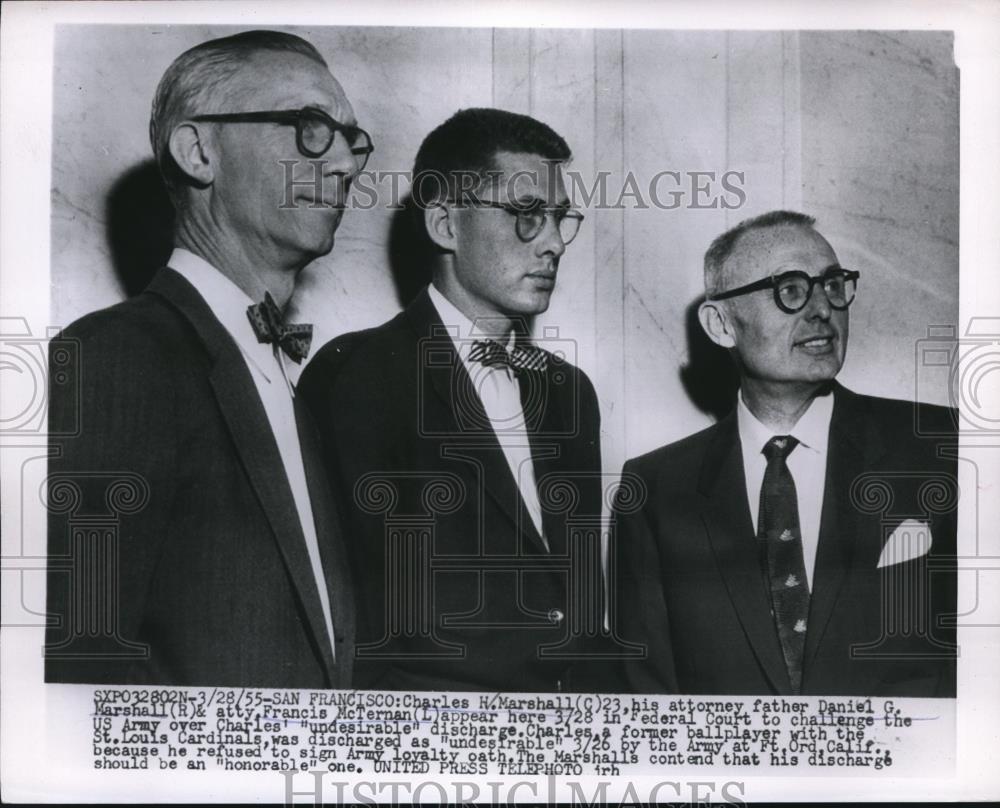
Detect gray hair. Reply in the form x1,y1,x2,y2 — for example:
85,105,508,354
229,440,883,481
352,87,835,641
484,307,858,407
703,209,816,297
149,30,327,195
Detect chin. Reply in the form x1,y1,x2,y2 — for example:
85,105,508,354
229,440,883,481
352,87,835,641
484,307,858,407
800,365,842,384
500,300,550,319
303,210,342,249
523,292,554,315
300,230,338,260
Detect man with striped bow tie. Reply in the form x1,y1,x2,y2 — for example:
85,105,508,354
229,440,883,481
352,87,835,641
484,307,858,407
300,108,603,692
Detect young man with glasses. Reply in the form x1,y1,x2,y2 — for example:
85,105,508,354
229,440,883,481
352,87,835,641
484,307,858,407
300,107,601,692
46,31,367,687
611,210,957,697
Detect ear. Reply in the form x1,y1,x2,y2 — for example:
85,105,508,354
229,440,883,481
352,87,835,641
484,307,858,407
424,202,458,252
698,299,737,349
168,122,214,187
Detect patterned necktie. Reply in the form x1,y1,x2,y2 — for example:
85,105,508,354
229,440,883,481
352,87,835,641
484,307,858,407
468,339,548,373
246,292,313,364
758,435,810,694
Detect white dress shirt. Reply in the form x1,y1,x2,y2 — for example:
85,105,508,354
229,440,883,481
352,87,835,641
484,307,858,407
737,389,834,591
427,284,548,548
168,248,336,652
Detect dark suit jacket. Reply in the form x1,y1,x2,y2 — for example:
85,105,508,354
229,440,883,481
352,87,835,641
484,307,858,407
298,289,603,692
613,383,957,696
46,268,354,688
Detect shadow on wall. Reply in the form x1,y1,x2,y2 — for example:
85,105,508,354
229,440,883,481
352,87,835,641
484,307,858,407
680,296,739,422
106,159,174,297
386,192,433,308
101,165,739,423
104,164,435,308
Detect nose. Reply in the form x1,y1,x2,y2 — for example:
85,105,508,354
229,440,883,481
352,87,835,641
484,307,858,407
323,130,359,177
804,280,832,320
534,212,567,258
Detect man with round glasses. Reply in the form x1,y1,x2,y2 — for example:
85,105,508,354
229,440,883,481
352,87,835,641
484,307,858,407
46,31,361,687
300,108,601,692
612,210,957,697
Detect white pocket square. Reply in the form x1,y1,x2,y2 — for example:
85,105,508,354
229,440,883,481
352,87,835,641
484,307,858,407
877,519,933,568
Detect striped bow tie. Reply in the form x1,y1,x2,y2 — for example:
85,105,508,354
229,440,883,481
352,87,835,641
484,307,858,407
468,339,548,373
246,292,313,364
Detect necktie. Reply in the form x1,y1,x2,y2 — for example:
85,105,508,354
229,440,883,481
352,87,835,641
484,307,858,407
468,339,548,372
246,292,313,364
758,435,810,694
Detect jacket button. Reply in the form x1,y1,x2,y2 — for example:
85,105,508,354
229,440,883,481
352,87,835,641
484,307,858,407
549,609,565,624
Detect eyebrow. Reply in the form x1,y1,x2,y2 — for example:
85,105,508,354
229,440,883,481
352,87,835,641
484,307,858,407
303,103,358,127
509,193,571,208
771,262,843,276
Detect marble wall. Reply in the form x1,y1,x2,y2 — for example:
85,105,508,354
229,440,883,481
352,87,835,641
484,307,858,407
51,26,958,476
798,32,959,406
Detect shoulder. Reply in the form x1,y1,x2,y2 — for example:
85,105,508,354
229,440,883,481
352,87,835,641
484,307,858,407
301,308,415,387
56,292,200,368
541,348,597,400
623,419,722,484
837,386,957,441
49,295,190,436
614,420,723,519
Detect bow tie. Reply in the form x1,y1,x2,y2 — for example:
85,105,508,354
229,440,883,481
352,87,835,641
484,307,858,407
246,292,313,364
468,339,548,373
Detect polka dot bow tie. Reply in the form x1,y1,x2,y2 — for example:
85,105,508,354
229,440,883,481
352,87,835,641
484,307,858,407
246,292,313,364
468,339,548,373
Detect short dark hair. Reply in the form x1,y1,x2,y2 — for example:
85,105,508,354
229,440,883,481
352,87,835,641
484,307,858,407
704,210,817,296
150,30,328,196
411,107,571,208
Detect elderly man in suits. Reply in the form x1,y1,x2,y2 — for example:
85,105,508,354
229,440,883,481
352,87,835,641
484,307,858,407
300,108,601,692
614,210,957,697
45,30,371,687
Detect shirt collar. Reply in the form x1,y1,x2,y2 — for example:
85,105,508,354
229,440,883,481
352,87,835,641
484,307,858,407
427,283,516,356
737,387,834,456
167,247,279,383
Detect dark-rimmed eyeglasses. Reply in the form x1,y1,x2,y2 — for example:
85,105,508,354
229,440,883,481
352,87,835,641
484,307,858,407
451,197,585,244
710,267,860,314
190,106,374,171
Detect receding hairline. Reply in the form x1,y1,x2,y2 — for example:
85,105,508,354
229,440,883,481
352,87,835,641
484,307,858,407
225,50,345,111
730,220,823,259
720,223,830,291
704,211,821,296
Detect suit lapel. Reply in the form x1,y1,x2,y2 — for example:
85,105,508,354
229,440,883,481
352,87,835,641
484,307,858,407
804,383,886,674
294,396,353,687
146,268,338,682
699,412,793,694
521,366,568,555
405,291,550,554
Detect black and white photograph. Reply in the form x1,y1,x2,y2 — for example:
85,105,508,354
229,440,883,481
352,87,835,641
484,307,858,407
1,0,998,803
